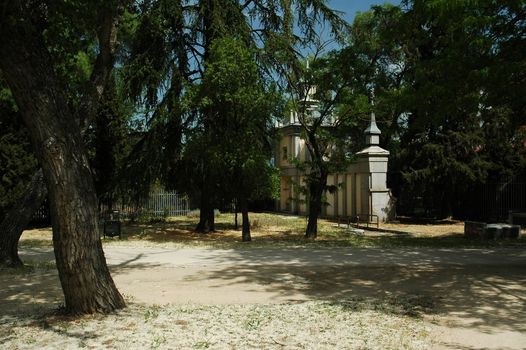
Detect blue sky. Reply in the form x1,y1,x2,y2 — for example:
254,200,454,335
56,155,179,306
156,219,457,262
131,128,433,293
306,1,400,52
328,0,400,23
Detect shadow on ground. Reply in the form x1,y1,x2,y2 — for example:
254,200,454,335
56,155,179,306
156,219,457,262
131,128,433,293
104,221,526,249
181,249,526,335
0,253,162,317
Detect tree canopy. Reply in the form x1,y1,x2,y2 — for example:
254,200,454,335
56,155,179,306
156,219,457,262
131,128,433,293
0,84,38,221
313,0,526,219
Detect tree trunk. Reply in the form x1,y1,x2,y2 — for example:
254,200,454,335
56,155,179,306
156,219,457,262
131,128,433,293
305,180,325,239
207,206,215,232
195,168,215,233
0,18,125,314
0,169,47,268
234,200,238,230
196,187,215,233
240,195,251,242
439,184,453,219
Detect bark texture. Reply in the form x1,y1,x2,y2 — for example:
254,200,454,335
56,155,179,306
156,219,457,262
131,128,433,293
0,169,47,268
240,195,251,242
196,182,215,233
305,180,324,239
304,129,329,239
0,4,119,272
0,15,125,314
78,8,120,129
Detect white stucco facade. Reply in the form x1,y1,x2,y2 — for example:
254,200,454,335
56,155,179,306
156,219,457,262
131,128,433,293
276,110,394,223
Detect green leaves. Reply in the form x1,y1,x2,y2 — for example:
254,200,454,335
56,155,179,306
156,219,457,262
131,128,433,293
0,86,38,220
379,0,526,217
191,36,281,202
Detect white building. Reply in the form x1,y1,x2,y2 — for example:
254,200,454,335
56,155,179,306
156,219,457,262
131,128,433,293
276,107,394,222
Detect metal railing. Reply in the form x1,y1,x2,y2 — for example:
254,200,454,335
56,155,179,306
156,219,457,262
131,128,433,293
336,214,379,229
31,191,190,223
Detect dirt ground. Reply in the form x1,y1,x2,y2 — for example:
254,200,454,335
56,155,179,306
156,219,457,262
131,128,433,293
3,244,526,350
5,218,526,349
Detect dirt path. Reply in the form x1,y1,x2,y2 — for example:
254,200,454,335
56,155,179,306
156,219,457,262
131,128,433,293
3,246,526,349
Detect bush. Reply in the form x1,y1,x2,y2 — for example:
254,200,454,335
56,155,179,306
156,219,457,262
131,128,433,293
186,209,221,218
186,209,200,218
135,212,166,224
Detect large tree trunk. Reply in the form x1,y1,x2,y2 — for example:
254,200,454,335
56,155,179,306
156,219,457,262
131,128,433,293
240,195,251,242
0,169,47,268
194,1,218,234
196,180,215,233
0,3,120,272
305,179,325,239
196,206,215,232
0,16,125,314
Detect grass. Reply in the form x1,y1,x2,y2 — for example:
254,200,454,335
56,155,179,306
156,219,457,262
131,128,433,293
97,212,526,249
0,298,435,350
8,212,525,349
0,260,56,275
18,212,526,249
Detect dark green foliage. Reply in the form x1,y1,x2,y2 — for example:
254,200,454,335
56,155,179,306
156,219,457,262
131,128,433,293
118,0,349,219
199,37,282,239
88,76,130,210
176,37,282,232
350,0,526,219
200,37,282,202
0,85,38,221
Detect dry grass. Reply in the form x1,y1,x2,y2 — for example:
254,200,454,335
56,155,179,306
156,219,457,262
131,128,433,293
20,212,526,249
9,213,526,349
0,298,434,350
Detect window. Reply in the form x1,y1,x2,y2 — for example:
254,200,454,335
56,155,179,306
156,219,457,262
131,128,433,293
282,146,288,160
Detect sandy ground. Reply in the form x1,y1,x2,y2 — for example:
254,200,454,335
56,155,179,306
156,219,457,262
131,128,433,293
2,246,526,349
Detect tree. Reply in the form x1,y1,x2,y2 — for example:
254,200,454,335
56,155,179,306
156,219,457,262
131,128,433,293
121,0,348,233
318,1,526,220
197,37,281,241
0,0,128,270
0,170,46,267
384,0,526,218
282,1,409,238
0,84,39,221
0,1,124,313
284,57,346,239
0,84,42,267
89,76,131,211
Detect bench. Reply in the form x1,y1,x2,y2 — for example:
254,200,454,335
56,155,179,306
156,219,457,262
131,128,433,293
465,221,521,240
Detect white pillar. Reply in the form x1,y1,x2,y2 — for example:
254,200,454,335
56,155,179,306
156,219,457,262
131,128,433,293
355,110,393,222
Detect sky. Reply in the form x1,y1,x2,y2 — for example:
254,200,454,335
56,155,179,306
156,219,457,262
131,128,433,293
305,0,401,52
328,0,400,23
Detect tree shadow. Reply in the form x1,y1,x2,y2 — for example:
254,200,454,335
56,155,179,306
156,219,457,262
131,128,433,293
346,233,526,248
0,253,160,323
108,217,526,249
182,247,526,334
0,248,171,346
0,269,63,317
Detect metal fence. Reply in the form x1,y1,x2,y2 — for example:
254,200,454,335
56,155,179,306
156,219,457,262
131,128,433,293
101,191,190,219
479,181,526,221
393,176,526,221
144,191,190,217
31,191,190,224
30,198,51,225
